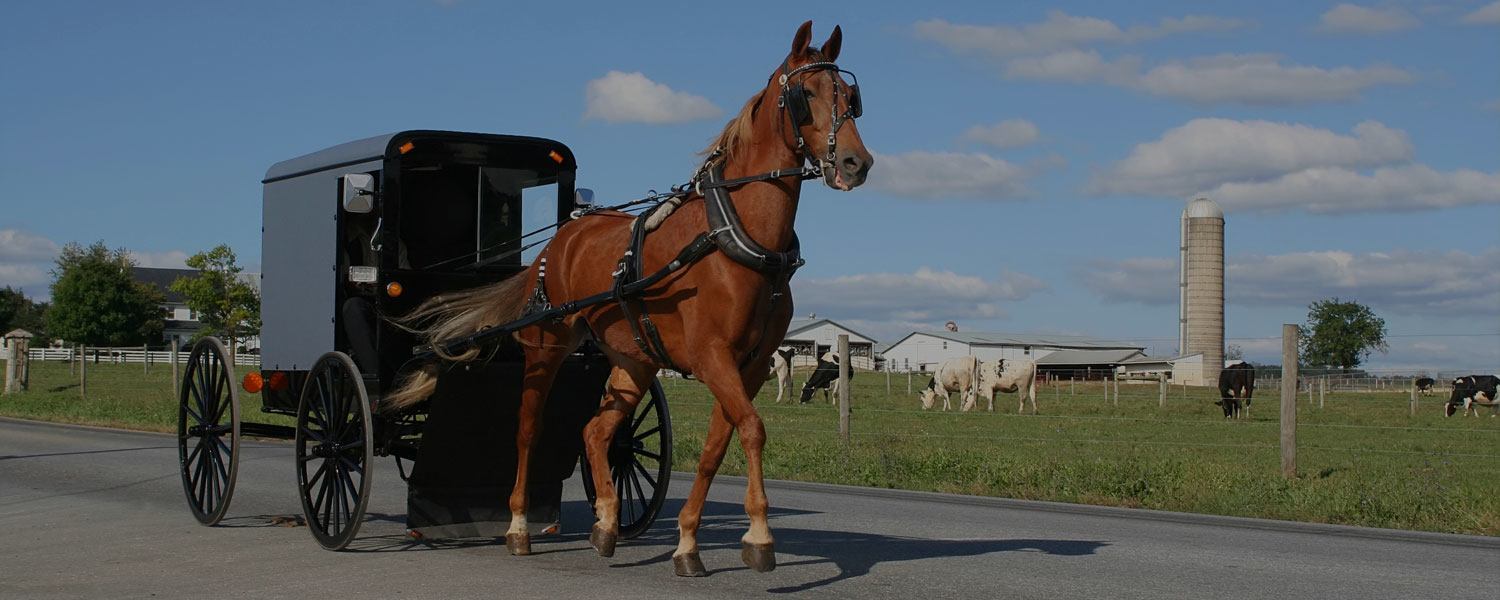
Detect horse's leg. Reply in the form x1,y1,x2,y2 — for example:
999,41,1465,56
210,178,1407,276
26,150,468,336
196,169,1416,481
672,401,732,576
505,341,572,556
581,360,655,557
695,352,777,573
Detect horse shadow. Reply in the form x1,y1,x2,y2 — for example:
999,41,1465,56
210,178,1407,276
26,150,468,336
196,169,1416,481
606,499,1108,593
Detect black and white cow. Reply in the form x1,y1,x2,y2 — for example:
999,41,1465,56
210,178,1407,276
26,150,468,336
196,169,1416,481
1414,377,1436,396
769,347,798,404
1216,362,1256,419
800,352,852,404
1447,375,1499,417
968,358,1038,414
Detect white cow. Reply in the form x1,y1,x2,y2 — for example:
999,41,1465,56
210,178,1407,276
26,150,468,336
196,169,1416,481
965,358,1038,414
919,356,981,411
769,347,798,404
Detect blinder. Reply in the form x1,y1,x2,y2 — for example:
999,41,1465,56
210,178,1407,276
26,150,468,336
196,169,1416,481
778,62,862,126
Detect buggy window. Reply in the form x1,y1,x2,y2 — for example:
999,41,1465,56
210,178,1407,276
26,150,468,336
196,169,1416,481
398,164,560,272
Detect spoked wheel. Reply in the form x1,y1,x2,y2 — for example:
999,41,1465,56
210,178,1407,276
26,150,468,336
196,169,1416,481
582,378,672,539
294,352,373,551
177,336,241,525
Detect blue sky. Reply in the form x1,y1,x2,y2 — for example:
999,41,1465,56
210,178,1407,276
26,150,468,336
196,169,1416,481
2,1,1497,370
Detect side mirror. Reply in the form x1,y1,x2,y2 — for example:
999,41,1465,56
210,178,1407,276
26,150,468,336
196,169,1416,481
574,187,595,208
342,173,376,213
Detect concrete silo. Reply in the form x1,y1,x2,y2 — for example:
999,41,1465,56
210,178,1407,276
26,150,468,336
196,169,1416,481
1179,197,1224,387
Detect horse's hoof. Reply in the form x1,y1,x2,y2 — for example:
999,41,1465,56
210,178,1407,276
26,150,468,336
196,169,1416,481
590,525,617,557
673,552,707,577
505,532,531,556
741,541,776,572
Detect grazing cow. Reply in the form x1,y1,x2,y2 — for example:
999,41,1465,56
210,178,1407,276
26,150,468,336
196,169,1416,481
769,347,798,404
967,358,1039,414
919,356,980,411
799,352,852,404
1216,362,1256,419
1414,377,1435,396
1447,375,1500,417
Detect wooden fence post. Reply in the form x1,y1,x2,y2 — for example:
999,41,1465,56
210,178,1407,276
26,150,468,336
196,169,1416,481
1281,325,1298,479
885,368,891,398
837,334,850,444
171,342,180,389
143,343,149,375
80,345,88,400
1070,376,1075,397
1158,373,1167,408
3,339,15,395
1112,376,1119,406
906,370,911,395
1409,379,1418,417
1318,377,1325,409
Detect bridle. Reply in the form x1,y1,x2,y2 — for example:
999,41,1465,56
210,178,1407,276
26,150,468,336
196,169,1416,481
776,60,863,169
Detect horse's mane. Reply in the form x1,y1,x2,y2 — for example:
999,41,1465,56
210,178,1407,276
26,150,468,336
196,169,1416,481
700,89,764,165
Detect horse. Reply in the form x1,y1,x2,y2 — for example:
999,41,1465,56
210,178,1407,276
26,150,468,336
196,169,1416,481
385,21,871,577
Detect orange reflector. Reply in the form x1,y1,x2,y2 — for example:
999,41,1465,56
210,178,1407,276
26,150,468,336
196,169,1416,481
267,371,290,392
548,150,564,164
242,372,264,394
386,281,404,297
398,141,416,154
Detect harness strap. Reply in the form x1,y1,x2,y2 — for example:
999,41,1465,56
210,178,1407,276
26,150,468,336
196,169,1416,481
704,164,806,277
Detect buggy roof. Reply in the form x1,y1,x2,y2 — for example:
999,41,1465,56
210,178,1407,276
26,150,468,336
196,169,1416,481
262,130,576,184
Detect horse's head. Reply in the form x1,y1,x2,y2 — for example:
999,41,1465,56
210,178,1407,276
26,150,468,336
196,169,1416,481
775,21,873,191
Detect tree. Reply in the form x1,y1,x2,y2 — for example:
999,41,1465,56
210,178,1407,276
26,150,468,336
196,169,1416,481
46,241,164,346
1298,298,1388,372
0,287,48,341
1224,344,1244,362
171,245,260,353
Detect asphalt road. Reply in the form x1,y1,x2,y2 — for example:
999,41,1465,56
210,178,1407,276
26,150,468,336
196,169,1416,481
2,418,1496,599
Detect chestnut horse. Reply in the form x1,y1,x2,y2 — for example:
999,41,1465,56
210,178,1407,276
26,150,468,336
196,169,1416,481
386,21,872,576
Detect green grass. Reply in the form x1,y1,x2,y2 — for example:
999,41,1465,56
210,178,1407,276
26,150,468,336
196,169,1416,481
3,360,1495,535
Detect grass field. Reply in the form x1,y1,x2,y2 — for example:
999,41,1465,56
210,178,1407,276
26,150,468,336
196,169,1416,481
3,359,1496,536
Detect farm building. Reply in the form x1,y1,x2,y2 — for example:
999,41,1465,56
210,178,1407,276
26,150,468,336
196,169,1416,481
780,318,877,370
1035,348,1147,380
132,267,261,350
880,331,1145,373
1118,353,1207,386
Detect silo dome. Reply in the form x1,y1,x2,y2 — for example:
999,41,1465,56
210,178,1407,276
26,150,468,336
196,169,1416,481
1183,197,1224,219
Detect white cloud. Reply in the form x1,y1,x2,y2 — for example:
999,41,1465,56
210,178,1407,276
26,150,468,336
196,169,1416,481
1318,4,1419,33
1078,248,1500,317
794,267,1047,327
0,229,60,263
1133,54,1413,104
866,151,1034,200
1003,50,1142,84
913,12,1247,59
583,71,721,124
1095,118,1412,197
961,119,1041,149
1203,164,1500,213
1462,1,1500,24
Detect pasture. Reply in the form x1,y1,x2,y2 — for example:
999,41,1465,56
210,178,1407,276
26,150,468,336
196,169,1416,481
3,360,1496,536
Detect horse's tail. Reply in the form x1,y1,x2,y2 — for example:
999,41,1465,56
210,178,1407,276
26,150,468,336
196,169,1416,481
383,265,536,410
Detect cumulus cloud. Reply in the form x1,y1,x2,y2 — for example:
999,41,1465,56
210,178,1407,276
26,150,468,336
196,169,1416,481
916,13,1414,105
961,119,1041,149
583,71,721,124
793,267,1048,327
1078,248,1500,316
1095,118,1413,197
1204,164,1500,213
1318,4,1419,33
1133,54,1413,104
0,229,60,292
866,151,1034,200
1462,1,1500,24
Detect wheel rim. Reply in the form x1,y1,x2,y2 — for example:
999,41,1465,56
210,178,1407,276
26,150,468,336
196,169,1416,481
177,337,239,526
295,352,373,550
583,379,672,539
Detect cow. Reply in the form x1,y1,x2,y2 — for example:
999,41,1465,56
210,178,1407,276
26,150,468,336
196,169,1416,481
1447,375,1499,417
1216,362,1256,419
769,347,798,404
1414,377,1436,396
966,358,1038,414
919,356,981,411
799,352,852,405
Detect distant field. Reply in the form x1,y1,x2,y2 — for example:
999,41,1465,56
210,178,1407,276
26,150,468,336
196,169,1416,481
3,360,1495,536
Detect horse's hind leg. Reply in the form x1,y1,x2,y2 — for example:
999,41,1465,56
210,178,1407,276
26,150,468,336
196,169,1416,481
581,359,656,557
505,335,573,556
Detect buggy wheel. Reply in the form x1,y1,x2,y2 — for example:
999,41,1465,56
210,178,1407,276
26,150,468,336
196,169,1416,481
582,378,672,540
295,352,373,551
177,336,240,526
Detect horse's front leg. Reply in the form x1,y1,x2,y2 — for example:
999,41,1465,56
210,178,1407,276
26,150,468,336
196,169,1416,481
694,351,777,573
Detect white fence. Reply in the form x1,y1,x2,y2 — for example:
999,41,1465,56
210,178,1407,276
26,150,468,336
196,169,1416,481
29,346,261,367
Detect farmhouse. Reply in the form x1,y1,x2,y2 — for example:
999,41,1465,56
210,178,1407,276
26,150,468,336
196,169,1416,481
880,331,1145,373
780,318,877,370
132,267,261,350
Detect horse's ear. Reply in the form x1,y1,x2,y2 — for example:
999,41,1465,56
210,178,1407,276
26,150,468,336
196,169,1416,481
820,25,842,61
791,20,813,58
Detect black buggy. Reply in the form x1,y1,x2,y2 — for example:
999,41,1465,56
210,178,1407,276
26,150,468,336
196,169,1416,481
176,131,671,550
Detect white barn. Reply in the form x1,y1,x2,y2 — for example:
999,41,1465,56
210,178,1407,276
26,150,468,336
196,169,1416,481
880,331,1145,373
781,318,877,370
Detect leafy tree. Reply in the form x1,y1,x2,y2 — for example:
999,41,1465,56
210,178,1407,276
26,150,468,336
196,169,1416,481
0,286,48,341
1298,298,1388,372
1224,344,1244,362
46,241,164,346
171,245,260,353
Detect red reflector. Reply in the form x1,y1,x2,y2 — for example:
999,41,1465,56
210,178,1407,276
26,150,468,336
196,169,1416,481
267,371,290,392
242,372,263,394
